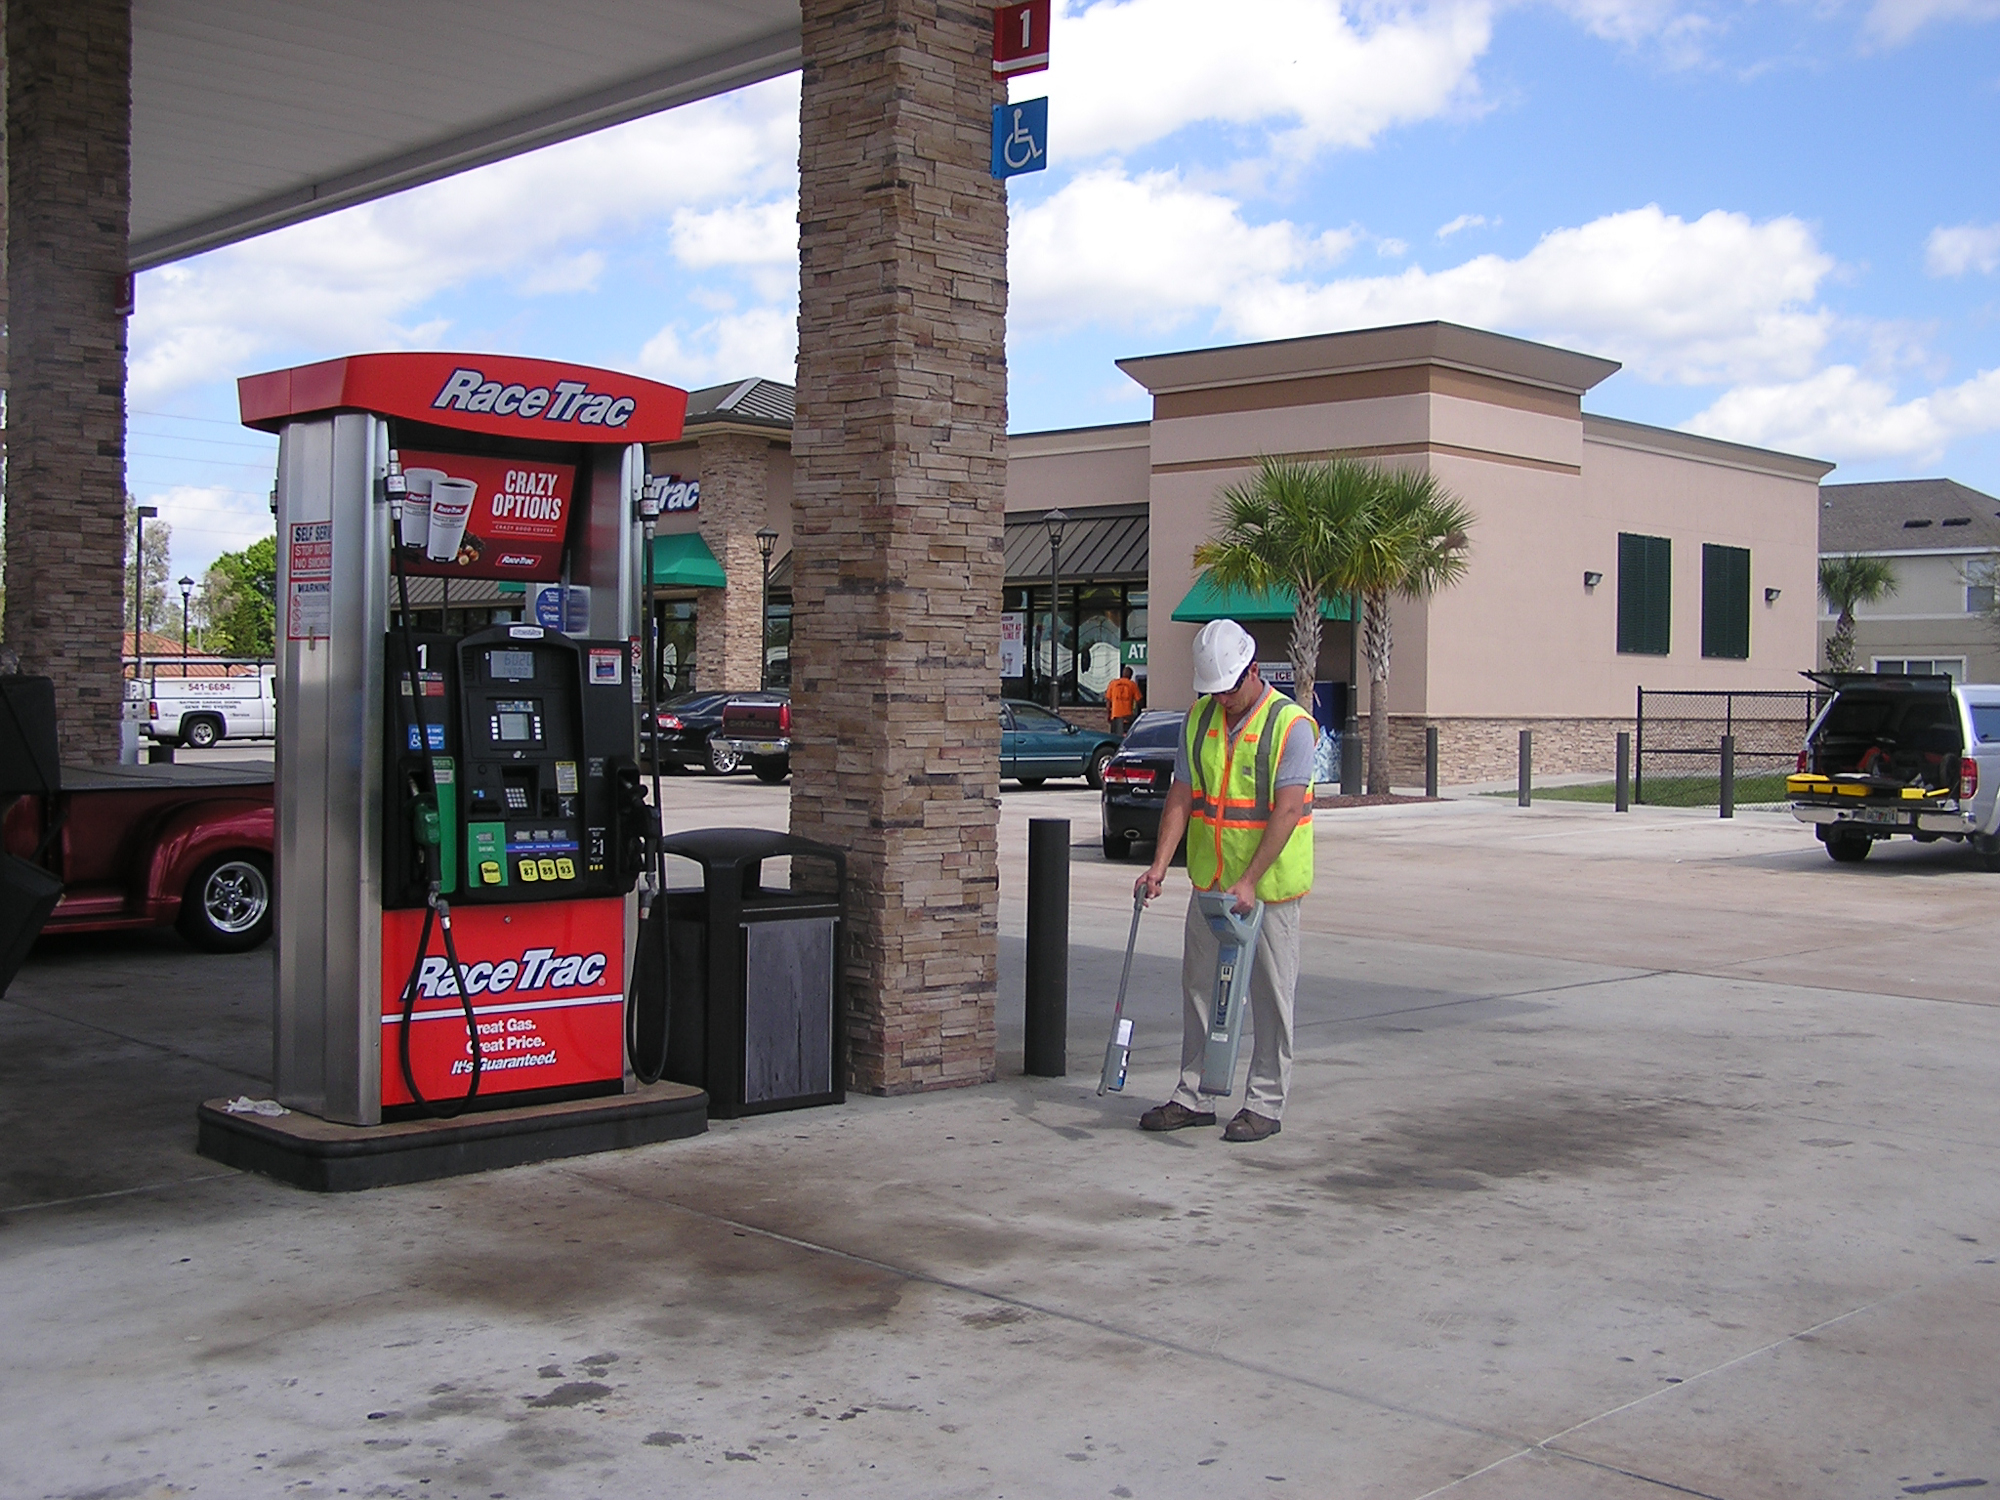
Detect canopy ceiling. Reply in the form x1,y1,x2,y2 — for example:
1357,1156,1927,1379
131,0,801,268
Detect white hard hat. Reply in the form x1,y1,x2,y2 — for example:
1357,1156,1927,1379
1190,619,1257,695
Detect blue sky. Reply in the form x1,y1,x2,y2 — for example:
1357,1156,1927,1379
126,0,2000,583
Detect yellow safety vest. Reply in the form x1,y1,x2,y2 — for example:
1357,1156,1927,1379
1184,687,1316,903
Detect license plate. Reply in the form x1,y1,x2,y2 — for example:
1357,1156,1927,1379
743,740,784,756
1850,806,1908,826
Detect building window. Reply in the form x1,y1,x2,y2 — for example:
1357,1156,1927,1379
1700,543,1751,660
1617,533,1671,656
1968,583,1995,614
1873,657,1966,681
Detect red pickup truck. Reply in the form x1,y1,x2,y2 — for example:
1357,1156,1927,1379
2,762,275,952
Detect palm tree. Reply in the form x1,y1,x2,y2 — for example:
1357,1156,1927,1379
1345,468,1474,794
1193,457,1377,717
1818,554,1898,672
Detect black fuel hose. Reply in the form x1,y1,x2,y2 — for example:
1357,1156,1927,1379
626,504,672,1085
390,471,483,1117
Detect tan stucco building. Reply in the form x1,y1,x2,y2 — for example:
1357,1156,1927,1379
656,321,1833,783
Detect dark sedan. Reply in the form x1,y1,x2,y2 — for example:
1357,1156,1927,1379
1100,709,1186,860
1001,700,1122,789
641,689,788,774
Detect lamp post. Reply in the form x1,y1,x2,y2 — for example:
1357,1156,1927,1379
1044,508,1067,713
132,505,158,683
755,526,779,690
178,576,194,667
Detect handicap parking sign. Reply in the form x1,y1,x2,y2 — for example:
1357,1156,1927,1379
991,97,1048,180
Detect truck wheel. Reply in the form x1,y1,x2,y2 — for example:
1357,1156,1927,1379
183,716,222,749
1826,832,1872,864
1974,834,2000,873
707,738,741,775
179,852,274,952
752,757,789,784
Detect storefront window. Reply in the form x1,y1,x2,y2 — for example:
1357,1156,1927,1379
1077,586,1122,703
1000,582,1147,708
655,599,697,695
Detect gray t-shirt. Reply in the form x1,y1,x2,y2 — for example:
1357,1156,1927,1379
1172,689,1318,791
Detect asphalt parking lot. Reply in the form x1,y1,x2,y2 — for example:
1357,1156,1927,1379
5,768,2000,1498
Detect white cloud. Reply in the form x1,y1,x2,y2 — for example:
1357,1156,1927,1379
638,306,798,389
1010,168,1355,334
129,75,802,404
669,199,798,269
1047,0,1494,161
1544,0,1717,61
1687,364,2000,463
1926,222,2000,277
1222,204,1837,385
1863,0,2000,46
133,484,278,579
1377,237,1410,258
1437,213,1489,240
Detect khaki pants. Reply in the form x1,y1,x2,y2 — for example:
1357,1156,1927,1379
1168,891,1301,1120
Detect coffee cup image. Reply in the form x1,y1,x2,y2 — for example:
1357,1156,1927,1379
401,467,447,550
425,477,477,564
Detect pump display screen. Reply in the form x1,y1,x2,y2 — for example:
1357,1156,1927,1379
488,649,536,680
492,699,542,743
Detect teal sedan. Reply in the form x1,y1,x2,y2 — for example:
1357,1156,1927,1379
1001,700,1121,789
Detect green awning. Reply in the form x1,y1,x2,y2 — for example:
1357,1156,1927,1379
1170,572,1353,623
649,532,727,589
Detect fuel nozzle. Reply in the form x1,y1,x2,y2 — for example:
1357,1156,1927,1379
407,768,442,849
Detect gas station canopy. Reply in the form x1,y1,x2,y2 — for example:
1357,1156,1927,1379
132,0,801,269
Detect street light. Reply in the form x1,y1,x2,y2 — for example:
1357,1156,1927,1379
178,576,194,666
755,526,779,690
1044,508,1067,714
132,505,158,684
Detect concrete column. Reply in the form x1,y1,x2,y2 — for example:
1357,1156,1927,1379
2,0,132,763
692,432,774,692
793,0,1008,1094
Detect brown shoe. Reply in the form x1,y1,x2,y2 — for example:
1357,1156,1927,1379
1140,1101,1217,1132
1223,1109,1282,1142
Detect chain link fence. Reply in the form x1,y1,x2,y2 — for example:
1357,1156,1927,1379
1635,688,1823,807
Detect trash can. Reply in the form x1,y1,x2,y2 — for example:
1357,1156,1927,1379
654,827,845,1119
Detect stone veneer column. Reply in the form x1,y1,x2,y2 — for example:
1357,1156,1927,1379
793,0,1007,1093
692,431,775,692
2,0,131,763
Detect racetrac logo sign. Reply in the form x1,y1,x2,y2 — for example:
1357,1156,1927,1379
409,944,609,1000
431,368,637,429
237,352,688,445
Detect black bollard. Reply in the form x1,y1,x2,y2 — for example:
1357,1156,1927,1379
1615,731,1631,813
1424,726,1439,799
1024,818,1069,1076
1719,734,1736,819
1518,729,1533,807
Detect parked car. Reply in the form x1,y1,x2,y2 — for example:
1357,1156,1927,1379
641,689,788,774
1787,672,2000,866
1099,710,1186,860
137,668,277,748
1001,699,1121,790
714,695,792,783
1,762,276,951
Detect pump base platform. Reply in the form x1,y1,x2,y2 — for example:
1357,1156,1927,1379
196,1082,708,1193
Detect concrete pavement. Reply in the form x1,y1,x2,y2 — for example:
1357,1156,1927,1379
4,775,1999,1498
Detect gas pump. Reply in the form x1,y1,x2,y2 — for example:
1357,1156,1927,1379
241,353,686,1127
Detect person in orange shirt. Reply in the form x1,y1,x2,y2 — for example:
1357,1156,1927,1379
1105,666,1143,736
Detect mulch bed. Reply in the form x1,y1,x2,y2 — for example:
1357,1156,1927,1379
1312,793,1440,809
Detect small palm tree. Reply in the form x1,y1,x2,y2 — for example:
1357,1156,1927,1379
1346,469,1474,793
1818,554,1898,672
1194,457,1376,716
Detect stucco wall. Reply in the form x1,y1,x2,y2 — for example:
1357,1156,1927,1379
1005,427,1149,513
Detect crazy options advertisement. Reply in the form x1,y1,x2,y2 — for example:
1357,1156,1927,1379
379,897,625,1106
396,449,576,581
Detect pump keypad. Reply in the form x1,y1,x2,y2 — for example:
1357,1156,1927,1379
459,639,587,899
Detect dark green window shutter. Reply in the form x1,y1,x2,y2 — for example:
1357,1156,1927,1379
1701,544,1751,660
1617,533,1671,655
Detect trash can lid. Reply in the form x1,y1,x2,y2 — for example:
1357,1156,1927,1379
657,826,845,871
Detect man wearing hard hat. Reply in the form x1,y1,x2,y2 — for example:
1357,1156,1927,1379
1135,619,1316,1142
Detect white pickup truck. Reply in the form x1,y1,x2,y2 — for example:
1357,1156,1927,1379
1788,672,2000,866
137,669,278,749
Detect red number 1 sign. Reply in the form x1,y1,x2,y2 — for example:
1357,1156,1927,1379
993,0,1051,77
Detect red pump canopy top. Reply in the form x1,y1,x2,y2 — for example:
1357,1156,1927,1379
239,351,688,446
